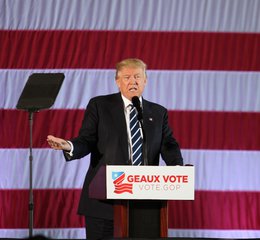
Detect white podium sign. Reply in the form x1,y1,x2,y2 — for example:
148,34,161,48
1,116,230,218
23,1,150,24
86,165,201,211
106,165,194,200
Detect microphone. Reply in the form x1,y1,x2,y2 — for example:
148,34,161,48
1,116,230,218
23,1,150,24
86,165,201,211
132,96,143,121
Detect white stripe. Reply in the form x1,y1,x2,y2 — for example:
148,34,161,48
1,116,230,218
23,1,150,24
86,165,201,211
130,121,138,132
181,149,260,191
1,0,259,32
1,69,260,112
131,128,140,141
0,228,85,239
162,149,260,191
1,227,260,239
0,69,117,110
132,143,142,157
129,107,135,115
132,152,142,165
132,136,142,150
129,117,135,125
168,229,260,239
135,161,142,166
0,148,89,189
1,148,260,191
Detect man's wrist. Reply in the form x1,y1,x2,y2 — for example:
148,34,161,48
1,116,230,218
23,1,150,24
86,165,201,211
65,140,74,157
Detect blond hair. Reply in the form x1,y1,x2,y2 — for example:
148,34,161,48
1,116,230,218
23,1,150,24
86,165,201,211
115,58,147,79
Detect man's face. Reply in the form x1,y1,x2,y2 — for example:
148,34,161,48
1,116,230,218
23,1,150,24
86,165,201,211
116,67,147,101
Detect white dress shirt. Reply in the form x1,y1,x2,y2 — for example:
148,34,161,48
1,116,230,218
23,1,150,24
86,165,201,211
121,94,143,163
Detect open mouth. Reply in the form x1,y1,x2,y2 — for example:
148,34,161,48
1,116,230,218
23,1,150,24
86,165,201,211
129,87,137,92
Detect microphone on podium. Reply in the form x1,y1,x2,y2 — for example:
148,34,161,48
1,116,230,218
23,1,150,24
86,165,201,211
132,96,143,121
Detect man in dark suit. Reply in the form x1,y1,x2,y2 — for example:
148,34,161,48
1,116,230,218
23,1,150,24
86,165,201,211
47,58,183,239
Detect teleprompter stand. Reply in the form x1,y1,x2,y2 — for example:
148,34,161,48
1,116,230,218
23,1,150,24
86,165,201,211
16,73,64,238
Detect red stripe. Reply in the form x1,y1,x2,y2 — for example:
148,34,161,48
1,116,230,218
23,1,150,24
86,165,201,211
0,30,259,70
168,110,260,150
169,190,260,230
1,189,260,229
114,189,133,194
0,189,84,228
113,173,126,184
1,109,260,150
0,109,84,148
114,184,133,190
115,184,133,188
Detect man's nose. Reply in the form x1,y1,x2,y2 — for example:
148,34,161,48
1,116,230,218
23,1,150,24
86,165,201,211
129,76,137,84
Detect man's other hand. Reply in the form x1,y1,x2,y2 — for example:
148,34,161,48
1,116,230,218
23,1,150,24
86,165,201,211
47,135,71,151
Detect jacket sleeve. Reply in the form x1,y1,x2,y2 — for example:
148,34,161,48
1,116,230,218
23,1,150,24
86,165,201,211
160,108,183,166
64,98,99,161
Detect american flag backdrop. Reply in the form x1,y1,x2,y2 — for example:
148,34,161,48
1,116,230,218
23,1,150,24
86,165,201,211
0,0,260,238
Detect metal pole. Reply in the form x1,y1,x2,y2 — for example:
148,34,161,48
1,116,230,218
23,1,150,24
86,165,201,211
29,111,34,238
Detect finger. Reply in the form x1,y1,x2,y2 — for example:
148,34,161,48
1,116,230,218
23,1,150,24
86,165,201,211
47,135,57,142
47,135,53,140
47,140,61,149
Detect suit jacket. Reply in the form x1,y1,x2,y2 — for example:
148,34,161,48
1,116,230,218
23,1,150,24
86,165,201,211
66,93,183,219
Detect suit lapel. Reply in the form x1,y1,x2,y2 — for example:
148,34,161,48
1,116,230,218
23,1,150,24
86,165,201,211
110,93,129,164
142,99,154,161
143,99,153,132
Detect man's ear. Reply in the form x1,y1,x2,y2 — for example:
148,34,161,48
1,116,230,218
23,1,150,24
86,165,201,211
144,76,147,85
115,78,121,89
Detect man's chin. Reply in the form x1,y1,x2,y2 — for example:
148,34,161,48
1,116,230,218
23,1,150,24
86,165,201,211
122,92,140,101
129,91,140,96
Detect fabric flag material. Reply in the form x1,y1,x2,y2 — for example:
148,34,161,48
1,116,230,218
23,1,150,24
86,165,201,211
1,0,260,239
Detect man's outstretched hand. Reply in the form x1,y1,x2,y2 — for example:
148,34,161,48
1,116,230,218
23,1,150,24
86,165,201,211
47,135,71,151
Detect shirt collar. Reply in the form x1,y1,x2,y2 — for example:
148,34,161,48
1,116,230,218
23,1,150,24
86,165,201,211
121,94,142,109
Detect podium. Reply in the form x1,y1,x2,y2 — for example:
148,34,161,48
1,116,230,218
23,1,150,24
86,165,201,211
113,198,168,237
89,165,194,238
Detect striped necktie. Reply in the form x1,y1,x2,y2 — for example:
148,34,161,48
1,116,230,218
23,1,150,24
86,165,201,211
129,105,143,165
